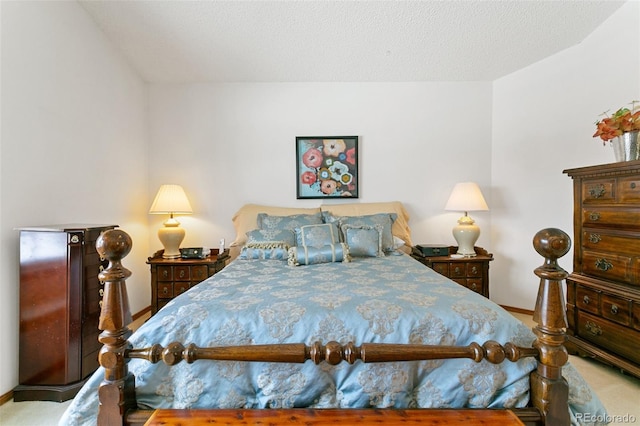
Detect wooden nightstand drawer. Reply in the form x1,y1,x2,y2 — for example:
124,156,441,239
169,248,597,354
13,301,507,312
174,266,191,281
158,282,173,299
449,263,466,278
431,263,449,276
191,265,209,281
148,249,230,315
158,266,173,281
411,247,492,299
175,282,190,296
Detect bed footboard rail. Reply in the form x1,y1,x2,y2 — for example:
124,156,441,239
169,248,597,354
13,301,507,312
95,228,570,426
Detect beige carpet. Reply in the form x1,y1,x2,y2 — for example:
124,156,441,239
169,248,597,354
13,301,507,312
1,312,639,426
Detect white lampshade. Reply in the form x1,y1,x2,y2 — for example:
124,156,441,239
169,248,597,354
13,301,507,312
445,182,489,213
149,185,193,259
445,182,489,257
149,184,193,215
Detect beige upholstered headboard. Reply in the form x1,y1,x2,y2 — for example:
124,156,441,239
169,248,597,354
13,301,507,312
230,201,412,260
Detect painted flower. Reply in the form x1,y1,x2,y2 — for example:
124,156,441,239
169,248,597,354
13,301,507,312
302,148,323,168
339,172,353,185
323,139,346,157
301,171,316,186
328,161,350,182
345,147,356,165
320,179,338,195
318,167,331,180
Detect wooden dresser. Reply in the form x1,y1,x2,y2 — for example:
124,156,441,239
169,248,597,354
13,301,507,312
564,161,640,378
148,249,229,315
411,246,493,298
15,224,116,401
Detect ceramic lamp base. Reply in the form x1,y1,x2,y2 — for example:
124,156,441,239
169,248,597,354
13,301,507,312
452,215,479,257
158,217,185,259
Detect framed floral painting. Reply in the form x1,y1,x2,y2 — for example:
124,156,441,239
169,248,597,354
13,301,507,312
296,136,359,199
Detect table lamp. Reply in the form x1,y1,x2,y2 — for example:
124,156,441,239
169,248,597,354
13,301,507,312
444,182,489,257
149,184,193,258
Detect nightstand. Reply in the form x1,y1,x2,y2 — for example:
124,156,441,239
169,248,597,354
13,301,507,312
147,248,230,314
411,246,493,298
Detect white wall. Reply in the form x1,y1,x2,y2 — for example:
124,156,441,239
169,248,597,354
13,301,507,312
491,1,640,309
147,82,493,254
0,2,149,396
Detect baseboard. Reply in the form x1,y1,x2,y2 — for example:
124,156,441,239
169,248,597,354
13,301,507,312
133,305,151,321
501,305,534,316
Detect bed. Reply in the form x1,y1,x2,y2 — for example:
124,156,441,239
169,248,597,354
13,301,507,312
59,202,608,426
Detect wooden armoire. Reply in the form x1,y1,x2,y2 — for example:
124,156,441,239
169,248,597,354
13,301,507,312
15,224,116,401
564,161,640,379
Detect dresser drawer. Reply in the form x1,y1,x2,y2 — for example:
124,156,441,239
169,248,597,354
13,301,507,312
601,294,631,326
455,278,483,295
191,265,209,281
431,263,449,276
581,207,640,230
157,282,174,299
174,266,191,281
577,311,640,365
575,285,599,314
449,263,466,278
582,179,616,203
582,251,635,285
582,230,640,254
633,303,640,331
618,176,640,202
158,266,173,281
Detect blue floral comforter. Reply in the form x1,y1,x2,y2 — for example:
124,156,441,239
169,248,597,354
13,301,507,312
60,252,607,425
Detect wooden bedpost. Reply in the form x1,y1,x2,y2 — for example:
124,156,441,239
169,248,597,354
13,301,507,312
531,228,571,425
95,229,135,426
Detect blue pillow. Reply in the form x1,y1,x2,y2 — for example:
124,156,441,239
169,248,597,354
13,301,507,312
287,243,350,266
258,213,323,233
246,228,296,247
341,224,384,257
240,242,290,260
294,223,340,247
324,212,396,252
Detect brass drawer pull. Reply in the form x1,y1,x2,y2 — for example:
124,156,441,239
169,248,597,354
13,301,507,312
470,266,478,274
588,233,601,244
453,266,462,274
588,212,601,221
179,270,186,278
588,184,606,198
583,295,590,305
99,288,104,297
595,258,613,271
162,287,169,295
631,182,637,189
585,321,602,336
610,304,619,315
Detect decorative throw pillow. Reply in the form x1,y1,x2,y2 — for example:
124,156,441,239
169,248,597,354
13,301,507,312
287,243,350,266
258,212,323,233
294,223,340,247
341,224,384,257
324,212,396,252
246,228,296,247
240,242,290,260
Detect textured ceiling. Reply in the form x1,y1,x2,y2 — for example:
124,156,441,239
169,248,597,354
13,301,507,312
78,0,625,83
